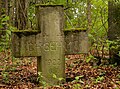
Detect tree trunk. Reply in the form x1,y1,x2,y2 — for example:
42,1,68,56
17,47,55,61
14,0,29,30
9,0,15,26
0,0,1,16
108,1,120,40
108,1,120,64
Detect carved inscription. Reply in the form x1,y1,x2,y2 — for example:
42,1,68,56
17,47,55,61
20,34,37,56
43,41,62,51
47,59,61,66
12,30,88,57
12,5,89,85
39,5,65,85
46,58,63,80
36,33,42,55
12,32,42,57
64,30,88,54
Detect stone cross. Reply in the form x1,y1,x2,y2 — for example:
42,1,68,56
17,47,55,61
11,5,88,85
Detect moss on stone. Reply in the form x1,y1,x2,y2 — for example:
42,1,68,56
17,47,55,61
64,28,87,32
12,30,40,33
35,4,64,7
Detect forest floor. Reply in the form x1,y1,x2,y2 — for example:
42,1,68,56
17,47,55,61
0,50,120,89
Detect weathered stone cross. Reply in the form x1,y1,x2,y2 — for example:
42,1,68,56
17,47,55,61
11,5,88,85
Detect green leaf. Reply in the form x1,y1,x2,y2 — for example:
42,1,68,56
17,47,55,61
53,74,57,79
0,25,3,28
75,75,84,80
86,57,91,63
6,30,11,35
0,47,4,52
65,58,69,60
58,78,64,81
2,16,9,22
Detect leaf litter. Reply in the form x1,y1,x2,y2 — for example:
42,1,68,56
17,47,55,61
0,51,120,89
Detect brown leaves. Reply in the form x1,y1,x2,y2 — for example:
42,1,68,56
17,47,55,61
1,50,120,89
64,54,120,88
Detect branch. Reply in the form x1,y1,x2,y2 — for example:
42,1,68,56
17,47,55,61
100,7,108,33
64,12,74,28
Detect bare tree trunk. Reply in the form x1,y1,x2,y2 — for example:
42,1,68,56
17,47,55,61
108,1,120,40
0,0,2,38
9,0,15,26
0,0,2,16
15,0,29,30
108,0,120,64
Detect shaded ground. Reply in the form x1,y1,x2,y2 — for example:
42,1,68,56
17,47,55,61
0,50,120,89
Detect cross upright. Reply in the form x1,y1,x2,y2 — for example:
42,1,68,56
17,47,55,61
12,5,88,85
